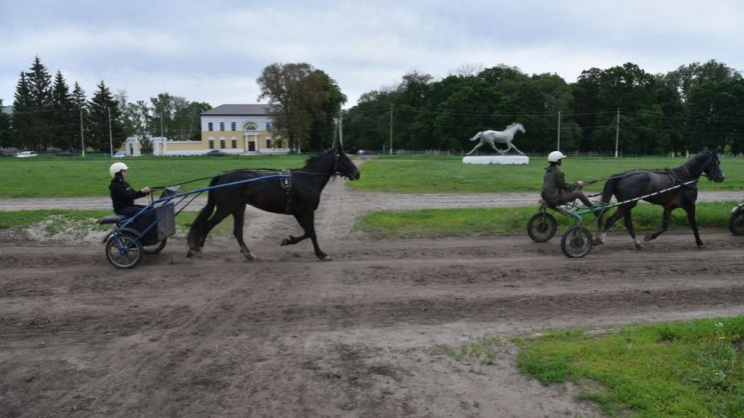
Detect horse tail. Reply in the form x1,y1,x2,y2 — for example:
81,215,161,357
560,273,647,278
470,132,482,141
187,174,221,250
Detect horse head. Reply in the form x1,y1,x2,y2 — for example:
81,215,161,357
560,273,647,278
334,144,360,180
701,150,725,183
513,123,525,133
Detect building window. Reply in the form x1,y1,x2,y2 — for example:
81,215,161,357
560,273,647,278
220,122,225,131
266,139,272,148
231,122,236,131
244,122,257,131
208,122,213,131
209,139,214,149
266,122,272,131
220,139,226,149
231,139,237,149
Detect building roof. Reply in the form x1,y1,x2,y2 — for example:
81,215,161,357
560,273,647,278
201,104,270,116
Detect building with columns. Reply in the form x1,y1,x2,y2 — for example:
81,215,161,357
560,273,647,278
124,104,289,156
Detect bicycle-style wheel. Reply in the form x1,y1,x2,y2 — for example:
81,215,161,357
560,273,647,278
560,226,593,258
142,238,167,255
729,208,744,236
105,230,143,269
527,212,557,242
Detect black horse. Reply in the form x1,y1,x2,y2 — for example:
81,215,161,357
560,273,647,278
187,145,360,261
596,150,725,249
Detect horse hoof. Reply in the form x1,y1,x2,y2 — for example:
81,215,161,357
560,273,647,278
634,244,644,250
643,234,654,242
243,251,256,261
319,255,333,261
592,238,604,245
280,239,289,246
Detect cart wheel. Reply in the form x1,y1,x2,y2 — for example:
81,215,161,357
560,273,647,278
729,208,744,236
527,212,557,242
142,238,167,255
560,226,593,258
105,231,143,269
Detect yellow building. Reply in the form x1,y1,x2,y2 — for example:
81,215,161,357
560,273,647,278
129,104,289,156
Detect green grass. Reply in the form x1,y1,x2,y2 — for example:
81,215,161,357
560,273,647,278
354,201,737,239
350,155,744,193
0,154,309,198
516,317,744,417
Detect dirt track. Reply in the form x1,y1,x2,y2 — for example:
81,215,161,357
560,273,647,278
2,178,744,417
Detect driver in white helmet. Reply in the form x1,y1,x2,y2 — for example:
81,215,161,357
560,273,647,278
109,162,152,217
541,151,595,209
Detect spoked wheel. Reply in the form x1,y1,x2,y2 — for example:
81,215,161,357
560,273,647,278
105,231,143,269
142,238,167,255
527,212,557,242
729,208,744,236
560,226,593,258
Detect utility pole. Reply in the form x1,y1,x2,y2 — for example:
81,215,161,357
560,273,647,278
615,108,620,158
556,111,561,151
106,106,113,157
79,105,85,157
389,104,393,155
339,111,343,147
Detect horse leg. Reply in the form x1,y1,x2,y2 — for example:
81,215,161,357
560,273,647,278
683,205,705,248
644,207,672,242
509,143,525,155
490,142,505,155
466,143,482,155
621,210,644,249
281,212,330,261
187,207,231,257
231,205,256,260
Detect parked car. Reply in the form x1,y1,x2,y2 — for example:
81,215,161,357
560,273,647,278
56,150,74,157
206,150,228,156
356,149,367,155
15,151,38,158
113,151,128,158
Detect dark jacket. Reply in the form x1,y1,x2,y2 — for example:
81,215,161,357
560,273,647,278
541,165,579,206
109,178,147,215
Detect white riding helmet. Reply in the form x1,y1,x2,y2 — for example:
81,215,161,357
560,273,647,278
109,162,129,178
548,151,565,163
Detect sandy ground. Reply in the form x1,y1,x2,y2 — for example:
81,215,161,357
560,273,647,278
2,176,744,417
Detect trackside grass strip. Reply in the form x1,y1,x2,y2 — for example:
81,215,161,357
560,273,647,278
354,201,737,239
515,316,744,417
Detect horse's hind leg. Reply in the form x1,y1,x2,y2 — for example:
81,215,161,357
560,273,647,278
231,206,256,260
644,207,672,243
282,212,330,261
490,142,505,155
621,210,644,249
466,143,482,155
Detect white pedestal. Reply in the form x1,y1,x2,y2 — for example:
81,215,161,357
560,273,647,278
462,155,529,165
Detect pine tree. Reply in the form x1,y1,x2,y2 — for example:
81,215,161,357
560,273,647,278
26,56,53,150
12,72,34,150
0,99,11,148
88,81,122,153
50,70,78,150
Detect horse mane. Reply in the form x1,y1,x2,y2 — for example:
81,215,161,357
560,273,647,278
304,148,335,166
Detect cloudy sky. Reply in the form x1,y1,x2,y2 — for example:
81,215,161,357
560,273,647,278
1,0,743,109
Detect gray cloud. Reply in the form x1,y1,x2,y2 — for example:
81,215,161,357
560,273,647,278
1,0,742,108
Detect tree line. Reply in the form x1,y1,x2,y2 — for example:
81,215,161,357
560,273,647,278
0,56,211,154
342,61,744,156
2,57,742,156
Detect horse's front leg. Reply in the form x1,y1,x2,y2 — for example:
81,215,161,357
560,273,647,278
509,143,525,155
232,206,255,260
683,205,705,248
644,207,672,243
187,209,230,257
490,143,505,155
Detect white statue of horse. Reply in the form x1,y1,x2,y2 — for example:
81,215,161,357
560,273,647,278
466,123,526,155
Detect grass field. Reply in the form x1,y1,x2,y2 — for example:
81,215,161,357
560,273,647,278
1,154,743,198
517,316,744,417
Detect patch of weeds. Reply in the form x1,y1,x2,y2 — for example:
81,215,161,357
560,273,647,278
442,335,503,373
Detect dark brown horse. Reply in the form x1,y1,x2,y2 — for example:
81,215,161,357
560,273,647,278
187,145,360,260
596,150,725,249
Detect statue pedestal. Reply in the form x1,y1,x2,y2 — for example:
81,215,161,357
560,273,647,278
462,155,529,165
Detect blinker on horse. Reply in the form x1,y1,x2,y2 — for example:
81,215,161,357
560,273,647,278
596,150,725,249
187,145,360,261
